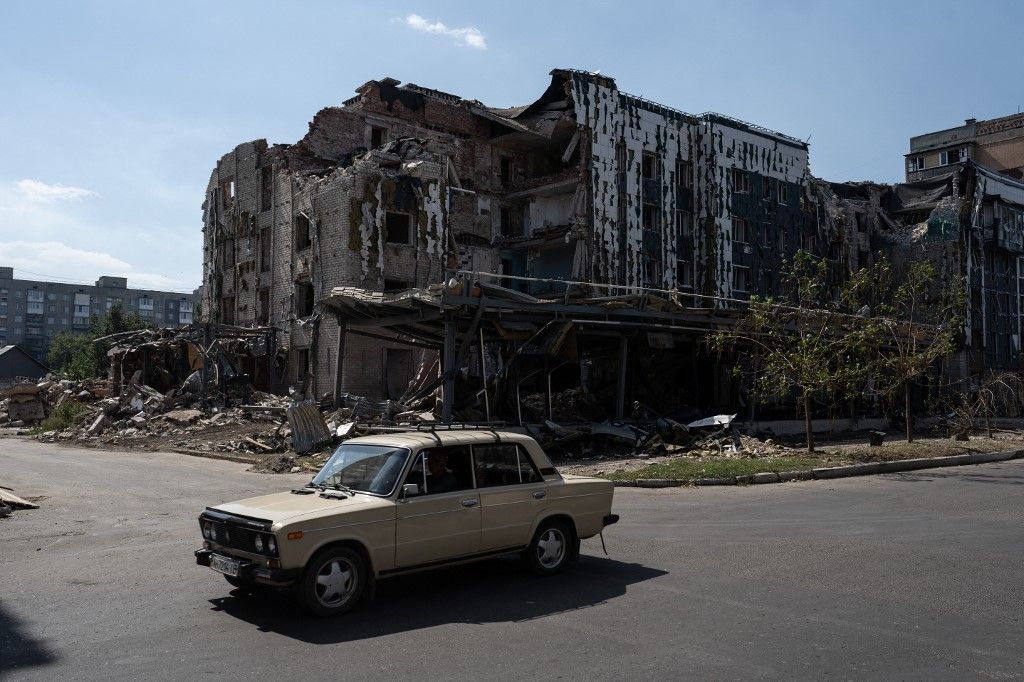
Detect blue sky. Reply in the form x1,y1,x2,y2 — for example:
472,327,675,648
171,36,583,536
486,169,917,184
1,0,1021,292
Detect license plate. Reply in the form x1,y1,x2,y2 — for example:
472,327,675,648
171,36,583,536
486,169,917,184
210,554,240,577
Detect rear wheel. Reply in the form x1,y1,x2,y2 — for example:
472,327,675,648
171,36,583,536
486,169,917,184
524,520,572,575
296,546,367,617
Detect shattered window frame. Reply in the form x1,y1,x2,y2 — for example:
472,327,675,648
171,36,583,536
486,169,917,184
294,281,315,318
733,217,749,245
676,210,693,238
732,265,751,293
676,259,694,289
294,214,312,252
384,211,414,246
731,168,751,194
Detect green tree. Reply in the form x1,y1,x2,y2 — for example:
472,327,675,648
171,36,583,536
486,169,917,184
47,331,97,380
710,252,872,453
862,260,964,442
46,303,150,380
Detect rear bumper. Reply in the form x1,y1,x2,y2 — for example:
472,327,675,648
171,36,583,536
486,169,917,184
195,549,300,585
602,514,620,527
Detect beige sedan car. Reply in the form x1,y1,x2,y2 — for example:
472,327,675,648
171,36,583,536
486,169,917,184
195,430,618,616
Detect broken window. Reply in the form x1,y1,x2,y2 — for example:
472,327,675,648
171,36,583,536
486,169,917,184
939,149,964,166
676,260,693,289
500,156,512,187
370,125,387,149
732,266,751,293
802,233,817,253
294,214,311,251
642,152,659,180
499,206,515,237
761,222,772,247
221,178,235,207
221,239,235,269
296,348,310,385
260,228,272,272
676,210,693,238
643,204,661,231
220,296,235,325
777,228,787,252
733,217,749,244
295,281,314,317
259,288,270,324
385,212,413,245
675,160,693,191
731,168,751,194
762,176,771,199
641,257,662,288
383,279,409,292
260,167,273,212
777,181,788,204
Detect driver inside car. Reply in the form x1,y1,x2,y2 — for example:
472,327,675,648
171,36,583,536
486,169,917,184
425,451,457,493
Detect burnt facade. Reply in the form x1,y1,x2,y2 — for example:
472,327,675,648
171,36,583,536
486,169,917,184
202,69,826,401
206,72,1024,420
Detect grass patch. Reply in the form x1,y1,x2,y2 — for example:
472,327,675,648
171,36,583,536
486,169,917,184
602,455,850,482
29,400,90,434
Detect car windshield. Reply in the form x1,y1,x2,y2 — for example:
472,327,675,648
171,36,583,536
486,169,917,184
310,444,410,496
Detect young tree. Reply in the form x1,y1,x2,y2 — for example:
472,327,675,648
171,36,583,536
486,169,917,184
710,252,872,453
865,260,964,442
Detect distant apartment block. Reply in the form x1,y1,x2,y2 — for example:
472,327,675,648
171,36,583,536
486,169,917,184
906,111,1024,182
0,267,199,363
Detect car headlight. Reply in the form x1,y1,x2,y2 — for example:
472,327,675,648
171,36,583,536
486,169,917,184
201,522,211,539
254,534,264,552
267,536,277,554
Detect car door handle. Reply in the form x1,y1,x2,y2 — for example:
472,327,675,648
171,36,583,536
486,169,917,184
532,491,546,499
461,499,478,508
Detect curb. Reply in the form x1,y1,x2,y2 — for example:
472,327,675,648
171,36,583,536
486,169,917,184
615,449,1024,488
170,448,262,465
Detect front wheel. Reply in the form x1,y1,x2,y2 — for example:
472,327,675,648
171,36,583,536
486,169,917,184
296,546,367,617
524,520,573,575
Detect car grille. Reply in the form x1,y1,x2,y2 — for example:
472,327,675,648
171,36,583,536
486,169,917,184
209,521,256,553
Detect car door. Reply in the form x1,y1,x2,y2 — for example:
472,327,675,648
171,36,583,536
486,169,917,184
474,443,548,551
395,445,481,568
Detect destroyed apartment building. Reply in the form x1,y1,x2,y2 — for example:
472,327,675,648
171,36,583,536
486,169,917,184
202,68,1024,425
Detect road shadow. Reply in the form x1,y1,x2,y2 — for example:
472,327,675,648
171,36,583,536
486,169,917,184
208,554,665,643
0,603,58,676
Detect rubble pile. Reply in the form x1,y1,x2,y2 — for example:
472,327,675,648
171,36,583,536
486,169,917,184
0,369,438,468
536,406,790,461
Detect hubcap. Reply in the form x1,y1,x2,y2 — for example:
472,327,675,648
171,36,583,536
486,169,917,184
314,558,356,607
536,528,566,568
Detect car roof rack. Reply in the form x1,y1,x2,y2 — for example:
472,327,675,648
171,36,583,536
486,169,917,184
364,422,511,445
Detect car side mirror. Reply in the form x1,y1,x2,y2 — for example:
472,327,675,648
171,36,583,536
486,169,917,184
401,483,419,500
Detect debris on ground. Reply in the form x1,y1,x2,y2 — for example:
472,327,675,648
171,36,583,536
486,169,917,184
0,485,40,516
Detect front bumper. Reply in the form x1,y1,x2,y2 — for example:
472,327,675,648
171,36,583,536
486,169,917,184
195,549,300,586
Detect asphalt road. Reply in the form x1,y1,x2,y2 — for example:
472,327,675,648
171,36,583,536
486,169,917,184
2,440,1022,681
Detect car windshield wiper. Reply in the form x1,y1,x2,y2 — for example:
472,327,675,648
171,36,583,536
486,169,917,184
326,482,358,495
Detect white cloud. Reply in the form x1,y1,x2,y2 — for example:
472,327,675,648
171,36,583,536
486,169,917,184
403,14,487,49
0,240,192,291
15,179,100,203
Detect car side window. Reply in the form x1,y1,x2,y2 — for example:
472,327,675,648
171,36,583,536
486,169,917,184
474,444,542,487
402,446,473,497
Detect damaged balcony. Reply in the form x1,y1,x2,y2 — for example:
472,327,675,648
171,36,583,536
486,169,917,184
320,273,747,428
